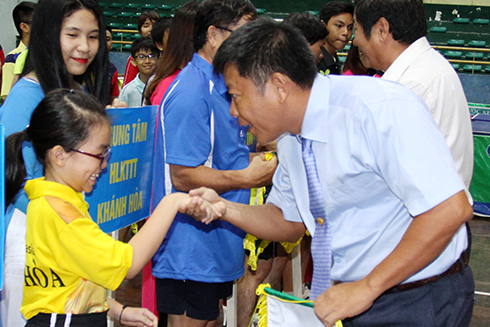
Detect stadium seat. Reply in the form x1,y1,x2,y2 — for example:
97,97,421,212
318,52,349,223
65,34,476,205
103,11,117,17
463,64,482,72
466,52,484,59
109,22,124,29
125,3,139,9
453,17,470,24
430,26,447,33
444,50,463,58
473,18,490,25
123,23,138,30
447,39,465,46
140,4,158,10
117,12,132,18
469,40,486,48
108,3,124,8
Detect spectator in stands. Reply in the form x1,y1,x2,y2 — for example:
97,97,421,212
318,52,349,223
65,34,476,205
123,11,160,86
151,16,173,53
353,0,474,202
106,26,120,102
145,1,199,106
283,12,328,64
151,1,276,326
1,1,36,101
139,10,160,38
318,1,354,75
119,37,158,107
342,44,378,76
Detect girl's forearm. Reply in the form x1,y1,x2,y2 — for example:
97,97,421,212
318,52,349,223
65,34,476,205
126,192,188,278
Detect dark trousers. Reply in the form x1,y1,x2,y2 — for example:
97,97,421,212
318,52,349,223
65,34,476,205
26,312,107,327
343,265,474,327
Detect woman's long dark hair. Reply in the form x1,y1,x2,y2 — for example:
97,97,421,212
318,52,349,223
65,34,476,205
24,0,110,104
144,1,200,104
5,89,110,208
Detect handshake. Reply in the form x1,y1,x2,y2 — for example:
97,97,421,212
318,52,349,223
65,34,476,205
178,187,228,224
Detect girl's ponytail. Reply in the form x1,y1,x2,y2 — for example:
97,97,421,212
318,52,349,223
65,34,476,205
5,129,30,208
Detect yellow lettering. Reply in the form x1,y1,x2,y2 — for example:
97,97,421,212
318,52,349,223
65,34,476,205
97,196,128,223
111,124,131,147
109,159,138,184
128,190,143,214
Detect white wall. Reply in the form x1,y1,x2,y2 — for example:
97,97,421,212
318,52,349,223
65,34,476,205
0,0,25,55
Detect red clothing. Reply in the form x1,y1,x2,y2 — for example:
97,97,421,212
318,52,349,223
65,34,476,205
150,69,180,106
109,62,120,97
1,44,5,90
122,55,138,86
141,68,181,316
0,44,5,66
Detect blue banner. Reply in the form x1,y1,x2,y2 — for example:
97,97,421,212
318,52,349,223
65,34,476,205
0,124,5,290
86,106,157,233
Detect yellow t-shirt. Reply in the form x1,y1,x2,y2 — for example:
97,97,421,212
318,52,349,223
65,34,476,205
1,41,26,99
21,178,133,320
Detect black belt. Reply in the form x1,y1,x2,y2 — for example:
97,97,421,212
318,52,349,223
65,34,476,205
28,312,107,327
384,249,469,294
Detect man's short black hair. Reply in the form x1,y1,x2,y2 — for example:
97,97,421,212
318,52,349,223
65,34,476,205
214,18,317,93
131,37,159,57
354,0,427,45
13,1,36,36
193,0,257,52
282,12,328,45
319,1,354,25
106,25,112,34
151,17,173,45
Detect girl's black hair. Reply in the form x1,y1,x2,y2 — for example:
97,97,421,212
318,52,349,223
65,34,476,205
5,89,110,208
145,1,200,104
24,0,110,104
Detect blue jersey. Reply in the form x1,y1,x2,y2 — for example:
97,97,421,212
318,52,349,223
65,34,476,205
151,53,249,282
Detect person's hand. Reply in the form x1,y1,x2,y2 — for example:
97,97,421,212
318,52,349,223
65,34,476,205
178,187,226,224
244,153,277,188
120,306,158,326
314,280,380,326
106,98,128,109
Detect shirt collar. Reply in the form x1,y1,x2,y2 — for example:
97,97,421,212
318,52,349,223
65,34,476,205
382,37,431,82
191,53,228,95
135,73,146,93
25,177,88,213
300,74,330,143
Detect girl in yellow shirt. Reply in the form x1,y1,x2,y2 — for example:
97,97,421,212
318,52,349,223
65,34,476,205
5,89,220,327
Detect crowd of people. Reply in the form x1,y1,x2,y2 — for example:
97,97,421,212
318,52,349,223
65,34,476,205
0,0,476,326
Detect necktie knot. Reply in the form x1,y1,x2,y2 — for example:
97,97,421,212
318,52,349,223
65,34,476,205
301,137,313,155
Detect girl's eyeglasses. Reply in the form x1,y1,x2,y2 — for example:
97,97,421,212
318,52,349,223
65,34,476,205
70,147,111,167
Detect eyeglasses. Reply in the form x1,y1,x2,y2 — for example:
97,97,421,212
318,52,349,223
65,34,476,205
71,147,112,167
215,26,233,33
134,53,158,61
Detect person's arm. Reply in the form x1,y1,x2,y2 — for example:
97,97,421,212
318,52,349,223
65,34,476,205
313,190,473,326
170,153,277,193
126,192,220,278
107,298,158,327
180,187,306,242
